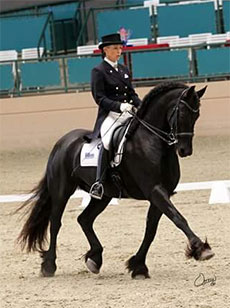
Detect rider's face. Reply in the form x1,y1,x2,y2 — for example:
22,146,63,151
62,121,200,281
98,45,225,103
103,44,123,62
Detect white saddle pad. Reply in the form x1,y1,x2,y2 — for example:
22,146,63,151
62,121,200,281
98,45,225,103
80,139,101,167
80,124,130,168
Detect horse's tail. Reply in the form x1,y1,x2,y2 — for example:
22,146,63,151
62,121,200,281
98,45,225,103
17,173,51,253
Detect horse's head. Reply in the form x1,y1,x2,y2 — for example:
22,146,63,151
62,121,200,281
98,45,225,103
174,85,207,157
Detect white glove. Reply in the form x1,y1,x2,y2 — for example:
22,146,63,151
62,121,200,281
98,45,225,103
120,103,133,113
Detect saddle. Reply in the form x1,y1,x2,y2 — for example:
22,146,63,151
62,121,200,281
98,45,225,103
107,117,132,196
109,117,132,167
80,118,132,168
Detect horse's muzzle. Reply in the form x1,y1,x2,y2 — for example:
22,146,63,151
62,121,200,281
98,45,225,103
178,146,193,157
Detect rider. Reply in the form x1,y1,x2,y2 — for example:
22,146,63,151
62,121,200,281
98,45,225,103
86,33,142,199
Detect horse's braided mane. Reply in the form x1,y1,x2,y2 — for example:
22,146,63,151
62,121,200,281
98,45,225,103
126,82,188,139
137,81,188,118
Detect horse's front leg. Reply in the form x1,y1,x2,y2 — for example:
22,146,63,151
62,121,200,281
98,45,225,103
150,185,215,261
77,196,111,274
126,203,162,279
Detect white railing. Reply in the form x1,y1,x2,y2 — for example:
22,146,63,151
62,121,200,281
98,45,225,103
0,180,229,206
0,50,18,63
76,38,149,55
21,47,44,60
127,38,148,46
77,44,98,55
157,32,229,48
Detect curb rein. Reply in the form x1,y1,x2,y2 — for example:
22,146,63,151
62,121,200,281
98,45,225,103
130,89,200,146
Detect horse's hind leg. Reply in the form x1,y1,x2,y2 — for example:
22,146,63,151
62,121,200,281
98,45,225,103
77,196,111,274
150,185,214,261
127,203,162,279
41,192,72,277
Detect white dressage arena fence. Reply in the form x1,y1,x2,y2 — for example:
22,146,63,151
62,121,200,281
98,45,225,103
0,180,229,206
175,180,230,205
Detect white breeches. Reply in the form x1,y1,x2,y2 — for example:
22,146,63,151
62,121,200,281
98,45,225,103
100,111,132,150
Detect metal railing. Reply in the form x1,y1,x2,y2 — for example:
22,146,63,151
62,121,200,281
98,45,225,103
76,8,93,46
37,12,54,57
1,43,229,98
75,2,145,46
74,1,88,46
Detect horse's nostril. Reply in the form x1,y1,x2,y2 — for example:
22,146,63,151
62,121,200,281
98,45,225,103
179,147,192,157
180,148,185,156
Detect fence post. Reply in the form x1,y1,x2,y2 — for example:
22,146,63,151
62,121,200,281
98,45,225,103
14,60,21,97
92,9,97,45
215,0,224,33
62,57,68,93
188,47,198,78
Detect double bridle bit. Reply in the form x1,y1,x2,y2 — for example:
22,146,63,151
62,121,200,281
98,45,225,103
132,90,200,146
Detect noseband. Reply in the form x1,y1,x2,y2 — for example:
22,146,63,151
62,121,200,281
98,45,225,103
131,89,200,146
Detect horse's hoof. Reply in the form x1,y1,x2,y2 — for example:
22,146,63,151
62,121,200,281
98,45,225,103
41,260,56,277
86,258,100,274
132,272,150,279
199,249,215,261
133,274,148,280
40,268,55,277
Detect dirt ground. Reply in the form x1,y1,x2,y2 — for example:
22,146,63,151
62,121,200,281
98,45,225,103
0,135,230,308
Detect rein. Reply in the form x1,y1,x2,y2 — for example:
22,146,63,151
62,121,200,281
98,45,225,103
131,89,200,146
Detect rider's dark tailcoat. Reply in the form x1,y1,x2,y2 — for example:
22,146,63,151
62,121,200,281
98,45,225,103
85,60,141,141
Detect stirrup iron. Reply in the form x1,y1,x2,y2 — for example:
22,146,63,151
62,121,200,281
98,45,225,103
89,182,104,200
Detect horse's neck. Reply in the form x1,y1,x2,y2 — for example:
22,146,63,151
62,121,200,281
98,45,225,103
142,92,175,129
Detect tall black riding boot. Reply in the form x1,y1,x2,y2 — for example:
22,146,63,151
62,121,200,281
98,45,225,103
89,146,109,200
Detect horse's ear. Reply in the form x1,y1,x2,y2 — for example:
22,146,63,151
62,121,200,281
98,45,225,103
184,85,196,98
196,86,207,98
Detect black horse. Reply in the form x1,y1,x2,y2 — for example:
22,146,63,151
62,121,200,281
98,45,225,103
18,82,214,279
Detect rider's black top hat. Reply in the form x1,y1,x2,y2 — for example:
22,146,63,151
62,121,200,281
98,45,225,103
98,33,124,50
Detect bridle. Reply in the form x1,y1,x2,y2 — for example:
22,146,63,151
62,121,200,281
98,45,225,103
130,89,200,146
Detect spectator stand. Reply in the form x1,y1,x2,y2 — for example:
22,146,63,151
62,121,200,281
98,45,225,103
1,0,230,97
0,12,52,53
222,0,230,32
0,50,20,96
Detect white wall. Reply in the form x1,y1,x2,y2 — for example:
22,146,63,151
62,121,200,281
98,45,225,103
0,81,229,150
